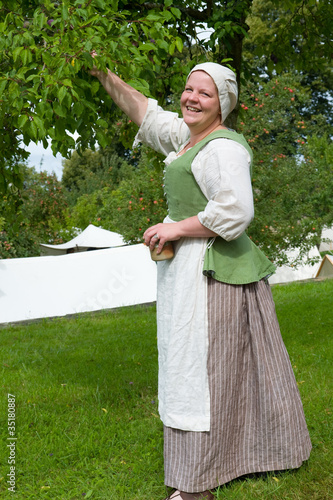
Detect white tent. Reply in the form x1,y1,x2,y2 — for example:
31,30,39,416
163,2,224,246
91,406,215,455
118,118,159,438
269,246,321,285
315,254,333,279
40,224,126,256
0,244,157,324
319,226,333,253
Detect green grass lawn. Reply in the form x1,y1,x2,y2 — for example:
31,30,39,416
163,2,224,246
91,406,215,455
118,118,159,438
0,279,332,499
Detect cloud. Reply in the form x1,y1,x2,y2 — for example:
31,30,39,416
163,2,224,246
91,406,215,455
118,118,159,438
25,141,64,179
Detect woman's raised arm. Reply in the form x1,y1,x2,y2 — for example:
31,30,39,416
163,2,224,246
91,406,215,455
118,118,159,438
90,66,148,127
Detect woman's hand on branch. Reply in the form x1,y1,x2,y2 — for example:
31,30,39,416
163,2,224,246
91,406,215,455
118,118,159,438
87,51,148,126
89,50,99,77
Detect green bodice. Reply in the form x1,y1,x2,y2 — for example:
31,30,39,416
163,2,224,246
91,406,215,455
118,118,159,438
163,130,276,284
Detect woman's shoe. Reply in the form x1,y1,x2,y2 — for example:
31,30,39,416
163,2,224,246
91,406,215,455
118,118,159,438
164,489,214,500
164,490,181,499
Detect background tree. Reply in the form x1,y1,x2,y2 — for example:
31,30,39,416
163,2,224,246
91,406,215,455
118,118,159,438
245,0,332,75
239,73,332,265
68,147,167,241
0,166,74,258
61,121,137,206
0,178,26,258
243,0,333,128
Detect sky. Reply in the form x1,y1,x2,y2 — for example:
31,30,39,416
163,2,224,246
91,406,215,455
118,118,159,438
25,140,64,180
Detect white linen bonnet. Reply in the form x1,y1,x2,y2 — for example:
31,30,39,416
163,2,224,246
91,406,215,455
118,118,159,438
187,62,238,122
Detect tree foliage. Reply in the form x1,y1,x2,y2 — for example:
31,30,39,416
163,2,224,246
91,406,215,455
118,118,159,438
0,0,183,190
244,0,333,127
69,147,167,242
245,0,333,74
61,122,137,205
239,73,332,265
0,166,74,258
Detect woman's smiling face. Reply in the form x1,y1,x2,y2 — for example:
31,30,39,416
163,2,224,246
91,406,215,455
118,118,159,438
180,70,221,134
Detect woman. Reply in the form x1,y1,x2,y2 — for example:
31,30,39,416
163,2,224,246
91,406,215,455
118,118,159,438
90,61,311,500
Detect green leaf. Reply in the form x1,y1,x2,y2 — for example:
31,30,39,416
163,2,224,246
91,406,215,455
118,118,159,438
84,40,93,52
12,97,24,111
18,114,28,129
22,31,35,45
26,74,39,83
170,7,181,19
90,80,100,96
71,88,80,100
44,107,54,121
8,81,20,99
96,118,109,128
61,4,69,21
12,47,23,63
80,99,97,112
34,12,46,30
96,130,108,148
146,14,162,22
175,37,183,53
53,103,67,118
160,10,173,22
20,48,33,66
73,101,84,115
58,86,67,104
62,79,73,87
0,79,7,97
81,14,100,28
94,0,106,9
139,42,156,52
33,115,47,139
169,41,175,55
156,39,169,51
28,120,38,141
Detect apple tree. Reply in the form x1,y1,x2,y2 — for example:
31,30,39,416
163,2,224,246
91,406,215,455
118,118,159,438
0,0,183,191
239,73,332,265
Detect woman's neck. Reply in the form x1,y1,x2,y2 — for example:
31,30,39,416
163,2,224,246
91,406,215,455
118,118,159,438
181,123,228,154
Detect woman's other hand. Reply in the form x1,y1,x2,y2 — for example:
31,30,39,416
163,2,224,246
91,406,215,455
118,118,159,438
144,223,180,254
144,217,217,254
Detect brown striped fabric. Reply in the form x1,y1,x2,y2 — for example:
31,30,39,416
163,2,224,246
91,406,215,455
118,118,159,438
164,279,311,493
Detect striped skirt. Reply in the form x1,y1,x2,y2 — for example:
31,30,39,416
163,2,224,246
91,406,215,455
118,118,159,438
164,279,312,492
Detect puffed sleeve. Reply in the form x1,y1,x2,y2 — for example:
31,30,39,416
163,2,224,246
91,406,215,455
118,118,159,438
193,139,254,241
133,98,190,156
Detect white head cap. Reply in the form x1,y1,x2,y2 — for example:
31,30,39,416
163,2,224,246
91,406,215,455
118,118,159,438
187,62,238,123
